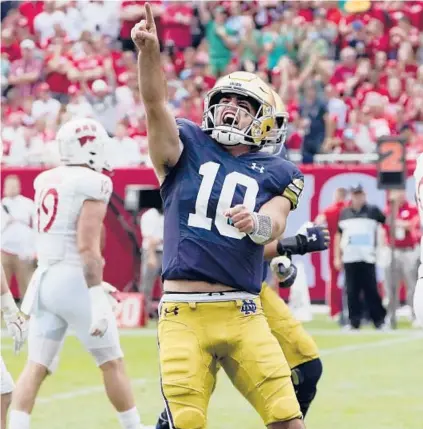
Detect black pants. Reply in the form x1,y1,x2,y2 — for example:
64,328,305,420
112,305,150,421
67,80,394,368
344,262,386,329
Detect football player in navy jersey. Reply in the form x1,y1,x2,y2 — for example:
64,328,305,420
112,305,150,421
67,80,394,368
132,5,306,428
155,91,327,429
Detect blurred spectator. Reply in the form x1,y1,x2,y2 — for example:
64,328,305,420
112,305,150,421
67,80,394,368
383,189,420,325
1,29,21,62
119,1,164,51
175,95,202,125
65,84,94,119
2,113,27,165
113,51,137,87
1,174,36,299
18,1,44,35
262,18,294,71
198,3,238,77
67,37,106,89
33,1,66,45
106,122,142,168
330,47,357,85
161,2,193,50
239,16,261,72
315,186,348,318
299,81,328,163
85,78,118,135
8,39,42,97
367,19,389,58
31,82,61,125
79,0,120,39
115,72,143,121
43,36,72,101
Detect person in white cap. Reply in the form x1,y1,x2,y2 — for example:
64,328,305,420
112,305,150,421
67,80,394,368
85,78,118,135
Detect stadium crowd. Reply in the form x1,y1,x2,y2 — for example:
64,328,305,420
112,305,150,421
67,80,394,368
1,0,423,167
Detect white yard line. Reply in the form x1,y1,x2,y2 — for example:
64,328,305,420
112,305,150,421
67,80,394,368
320,334,423,356
35,334,422,404
38,378,148,404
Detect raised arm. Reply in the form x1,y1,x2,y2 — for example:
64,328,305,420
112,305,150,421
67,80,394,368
131,3,180,183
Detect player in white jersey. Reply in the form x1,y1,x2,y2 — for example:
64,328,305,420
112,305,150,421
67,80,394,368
1,263,28,429
8,118,152,429
413,154,423,326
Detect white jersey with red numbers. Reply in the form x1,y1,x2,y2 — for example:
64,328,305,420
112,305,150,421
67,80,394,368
24,165,122,370
34,165,112,267
413,154,423,325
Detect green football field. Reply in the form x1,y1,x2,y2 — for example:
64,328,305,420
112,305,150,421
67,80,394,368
2,317,423,429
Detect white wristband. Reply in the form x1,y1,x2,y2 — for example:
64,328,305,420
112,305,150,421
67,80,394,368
248,212,273,244
1,292,19,315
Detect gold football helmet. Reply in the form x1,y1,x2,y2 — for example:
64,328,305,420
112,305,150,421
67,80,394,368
202,71,276,147
261,89,289,155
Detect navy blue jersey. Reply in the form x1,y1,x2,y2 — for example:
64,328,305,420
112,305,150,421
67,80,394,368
160,119,304,294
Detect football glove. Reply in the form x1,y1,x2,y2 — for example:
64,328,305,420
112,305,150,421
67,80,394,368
4,311,28,354
270,255,298,289
277,225,330,256
303,225,330,253
1,292,28,354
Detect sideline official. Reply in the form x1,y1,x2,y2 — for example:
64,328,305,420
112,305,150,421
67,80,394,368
334,184,386,330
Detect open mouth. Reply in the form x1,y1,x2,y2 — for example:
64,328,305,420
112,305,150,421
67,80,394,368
222,111,238,126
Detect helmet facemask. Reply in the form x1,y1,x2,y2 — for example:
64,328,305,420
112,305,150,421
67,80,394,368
202,89,275,147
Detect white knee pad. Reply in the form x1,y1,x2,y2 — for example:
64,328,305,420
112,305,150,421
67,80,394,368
28,336,64,374
90,346,124,367
414,280,423,326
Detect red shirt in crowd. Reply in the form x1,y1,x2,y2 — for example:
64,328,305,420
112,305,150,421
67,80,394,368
71,54,105,90
120,0,163,40
404,2,423,30
384,201,420,248
326,7,342,25
44,53,72,94
18,1,44,34
330,64,357,86
161,4,193,49
1,42,21,62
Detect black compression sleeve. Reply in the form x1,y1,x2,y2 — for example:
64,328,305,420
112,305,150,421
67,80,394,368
276,234,308,256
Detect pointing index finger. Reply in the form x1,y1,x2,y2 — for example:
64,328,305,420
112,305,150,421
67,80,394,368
145,2,155,26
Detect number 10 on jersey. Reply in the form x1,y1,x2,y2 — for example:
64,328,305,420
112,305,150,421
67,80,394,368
188,161,259,239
